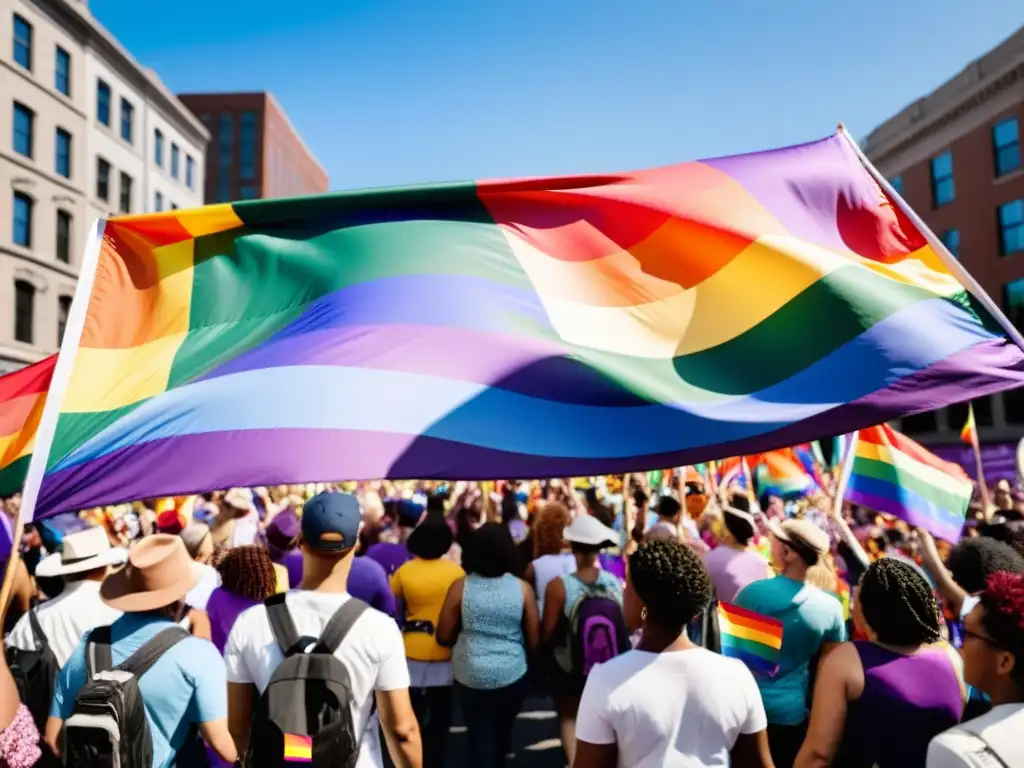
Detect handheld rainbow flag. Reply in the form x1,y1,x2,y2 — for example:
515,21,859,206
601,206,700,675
18,130,1024,520
753,450,817,499
960,404,977,446
0,356,55,496
845,425,972,543
283,733,312,763
718,602,784,678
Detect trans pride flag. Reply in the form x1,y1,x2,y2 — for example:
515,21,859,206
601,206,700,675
18,131,1024,519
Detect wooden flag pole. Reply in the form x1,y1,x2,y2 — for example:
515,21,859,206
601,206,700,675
0,509,26,628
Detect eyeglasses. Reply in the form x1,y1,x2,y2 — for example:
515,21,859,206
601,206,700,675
961,628,1000,647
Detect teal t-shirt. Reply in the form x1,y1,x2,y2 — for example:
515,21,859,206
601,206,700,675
734,575,846,725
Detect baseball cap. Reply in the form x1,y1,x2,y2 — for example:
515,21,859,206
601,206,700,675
301,492,361,552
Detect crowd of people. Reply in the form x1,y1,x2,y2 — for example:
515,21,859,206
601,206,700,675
0,468,1021,768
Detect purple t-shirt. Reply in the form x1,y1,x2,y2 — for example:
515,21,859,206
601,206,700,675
276,550,304,591
366,541,411,577
206,587,258,654
703,545,771,604
598,553,626,582
349,556,398,618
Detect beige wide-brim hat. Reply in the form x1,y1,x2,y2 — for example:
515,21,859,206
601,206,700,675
36,526,128,578
100,534,203,612
767,518,830,559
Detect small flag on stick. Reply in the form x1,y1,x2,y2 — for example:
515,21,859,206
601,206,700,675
717,602,784,678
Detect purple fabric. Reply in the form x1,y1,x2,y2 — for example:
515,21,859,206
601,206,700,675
275,549,304,590
206,587,259,654
598,553,625,581
33,339,1024,519
840,642,962,766
931,442,1019,484
349,556,397,618
703,546,771,604
366,541,411,577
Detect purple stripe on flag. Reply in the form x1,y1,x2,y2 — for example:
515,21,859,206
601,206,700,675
845,488,965,543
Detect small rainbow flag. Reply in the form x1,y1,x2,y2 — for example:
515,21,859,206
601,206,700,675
0,356,55,496
845,424,972,543
960,404,977,446
283,733,312,763
752,450,817,499
717,602,784,678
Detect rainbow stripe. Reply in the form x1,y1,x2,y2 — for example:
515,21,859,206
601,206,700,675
845,425,972,543
753,450,817,499
718,602,784,678
283,733,312,763
960,404,977,446
0,357,55,496
20,131,1024,519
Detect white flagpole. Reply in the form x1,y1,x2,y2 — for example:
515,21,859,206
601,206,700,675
831,431,859,519
18,218,108,522
837,124,1024,354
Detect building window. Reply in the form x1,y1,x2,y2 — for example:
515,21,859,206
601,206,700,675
154,191,163,212
186,155,195,189
119,172,132,213
930,152,955,207
889,176,903,196
55,46,70,96
999,200,1024,257
120,98,134,143
1004,278,1024,334
994,118,1021,177
13,14,32,71
154,128,164,166
97,79,111,126
57,295,72,345
171,143,180,179
239,111,256,180
56,210,71,263
12,192,32,247
14,280,35,344
238,185,260,200
96,157,110,201
55,128,71,178
940,228,959,259
13,102,33,158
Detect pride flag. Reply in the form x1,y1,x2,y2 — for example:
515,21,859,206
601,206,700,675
960,404,977,446
753,450,817,499
845,425,972,542
283,733,312,763
19,131,1024,519
0,356,55,496
718,602,784,678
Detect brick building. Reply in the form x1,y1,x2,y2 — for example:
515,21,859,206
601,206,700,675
177,92,327,203
862,26,1024,463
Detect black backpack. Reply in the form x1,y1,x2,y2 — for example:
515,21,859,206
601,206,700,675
63,625,190,768
6,609,60,729
244,593,369,768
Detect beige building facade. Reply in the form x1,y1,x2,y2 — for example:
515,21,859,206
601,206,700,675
0,0,207,374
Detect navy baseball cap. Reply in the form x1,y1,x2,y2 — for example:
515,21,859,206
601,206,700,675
301,492,361,552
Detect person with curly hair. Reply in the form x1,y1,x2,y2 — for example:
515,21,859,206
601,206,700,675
927,570,1024,767
522,501,574,612
204,545,279,653
795,557,965,768
573,540,771,768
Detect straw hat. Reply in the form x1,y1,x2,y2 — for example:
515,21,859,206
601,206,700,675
36,527,128,578
100,534,202,612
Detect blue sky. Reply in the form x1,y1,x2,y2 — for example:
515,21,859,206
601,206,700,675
91,0,1022,190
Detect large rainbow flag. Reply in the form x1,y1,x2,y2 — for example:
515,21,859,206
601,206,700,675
16,131,1024,519
845,424,973,542
0,356,55,496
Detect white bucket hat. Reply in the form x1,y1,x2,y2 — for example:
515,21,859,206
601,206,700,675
564,514,618,548
35,526,128,578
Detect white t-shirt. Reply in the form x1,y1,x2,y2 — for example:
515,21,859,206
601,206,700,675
927,704,1024,768
5,580,122,666
224,590,410,768
575,647,767,767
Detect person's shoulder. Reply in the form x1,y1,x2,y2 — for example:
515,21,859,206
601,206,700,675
177,634,227,668
927,728,988,768
355,554,388,577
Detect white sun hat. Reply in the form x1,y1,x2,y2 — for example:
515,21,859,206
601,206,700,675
35,526,128,578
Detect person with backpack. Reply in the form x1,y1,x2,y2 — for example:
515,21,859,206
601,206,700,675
44,534,238,768
224,491,421,768
5,527,126,729
541,514,628,765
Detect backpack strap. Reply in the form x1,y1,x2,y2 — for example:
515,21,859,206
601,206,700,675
86,626,114,679
27,609,48,651
265,593,304,656
317,598,370,654
116,626,190,680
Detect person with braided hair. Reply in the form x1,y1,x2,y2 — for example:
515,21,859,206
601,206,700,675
574,540,771,768
795,557,965,768
928,571,1024,767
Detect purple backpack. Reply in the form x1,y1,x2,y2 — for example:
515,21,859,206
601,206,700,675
559,577,629,678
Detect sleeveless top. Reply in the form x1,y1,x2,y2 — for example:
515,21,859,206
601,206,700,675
561,570,622,617
836,641,963,767
453,573,527,690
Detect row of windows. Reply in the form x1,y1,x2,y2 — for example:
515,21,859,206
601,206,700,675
12,101,73,179
153,128,195,188
95,78,135,144
931,199,1024,261
12,192,73,264
12,280,71,347
889,117,1022,210
12,14,70,98
212,110,259,202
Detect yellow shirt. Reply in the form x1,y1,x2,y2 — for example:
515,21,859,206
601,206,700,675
391,557,464,662
273,563,289,594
